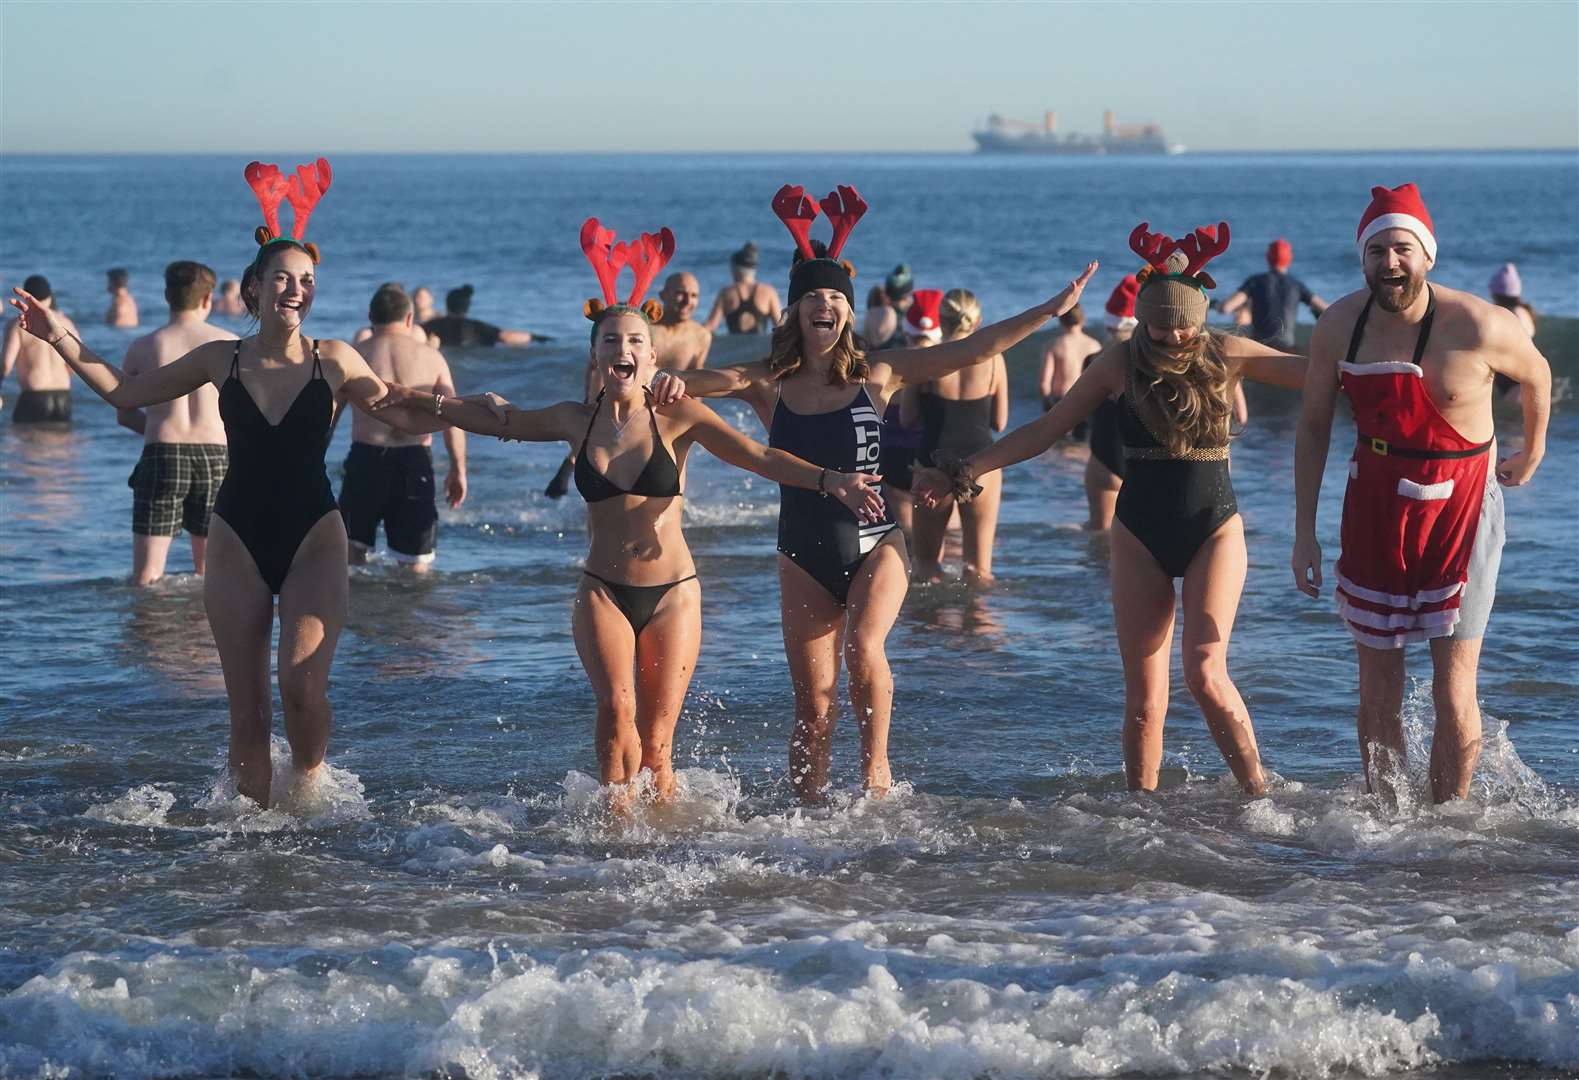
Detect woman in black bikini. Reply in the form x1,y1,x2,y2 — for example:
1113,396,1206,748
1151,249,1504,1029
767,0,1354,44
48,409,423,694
8,159,443,808
919,223,1306,796
376,220,882,804
909,288,1010,584
653,184,1096,802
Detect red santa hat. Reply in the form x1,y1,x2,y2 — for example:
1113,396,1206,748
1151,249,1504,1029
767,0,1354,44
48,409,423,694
1356,183,1437,263
1103,274,1140,330
905,287,944,342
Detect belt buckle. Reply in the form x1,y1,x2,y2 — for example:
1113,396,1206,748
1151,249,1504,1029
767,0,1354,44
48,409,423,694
1369,437,1388,456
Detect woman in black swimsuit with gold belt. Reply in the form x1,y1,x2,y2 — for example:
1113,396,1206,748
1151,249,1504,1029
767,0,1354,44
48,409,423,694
378,219,882,805
921,222,1307,796
9,159,444,809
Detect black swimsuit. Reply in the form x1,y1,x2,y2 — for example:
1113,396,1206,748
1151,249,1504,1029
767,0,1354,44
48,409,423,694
213,340,338,594
769,383,896,604
1112,354,1236,578
916,388,995,468
724,285,770,334
574,391,695,634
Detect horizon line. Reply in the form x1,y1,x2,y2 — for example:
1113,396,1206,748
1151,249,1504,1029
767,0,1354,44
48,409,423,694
2,146,1576,158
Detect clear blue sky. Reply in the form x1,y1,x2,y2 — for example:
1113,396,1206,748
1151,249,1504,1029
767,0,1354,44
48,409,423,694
3,0,1575,153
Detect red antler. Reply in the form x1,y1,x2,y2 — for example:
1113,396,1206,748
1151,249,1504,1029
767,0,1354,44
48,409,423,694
1128,222,1179,271
819,185,867,260
285,158,333,240
1175,222,1231,279
244,161,288,238
620,228,676,306
580,218,622,305
772,184,819,260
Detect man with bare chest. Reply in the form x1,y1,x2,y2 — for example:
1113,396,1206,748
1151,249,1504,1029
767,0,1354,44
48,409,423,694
1293,184,1551,804
117,261,236,584
652,272,711,370
3,275,79,422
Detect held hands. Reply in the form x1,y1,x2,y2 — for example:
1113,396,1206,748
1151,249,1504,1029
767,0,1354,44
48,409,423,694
8,289,67,344
369,381,432,413
825,470,887,524
1496,448,1541,487
911,466,952,509
1042,262,1100,319
456,392,511,424
649,370,688,407
917,452,983,506
1291,534,1323,598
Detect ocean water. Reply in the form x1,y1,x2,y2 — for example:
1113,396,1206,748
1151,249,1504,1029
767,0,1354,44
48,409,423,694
1,153,1576,1079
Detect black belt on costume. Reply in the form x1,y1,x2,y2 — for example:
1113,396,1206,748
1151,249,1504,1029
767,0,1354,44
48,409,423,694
1357,433,1493,460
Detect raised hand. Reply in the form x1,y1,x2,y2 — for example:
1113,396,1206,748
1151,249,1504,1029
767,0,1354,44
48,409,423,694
1043,261,1100,319
649,370,688,407
826,470,886,523
8,289,67,344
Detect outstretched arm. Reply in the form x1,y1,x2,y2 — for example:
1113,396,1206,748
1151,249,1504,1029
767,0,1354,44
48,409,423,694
1291,313,1341,597
651,358,768,402
1223,335,1307,390
373,378,583,444
885,262,1097,390
1217,290,1249,318
9,288,213,408
974,346,1120,477
1486,307,1550,487
680,400,884,520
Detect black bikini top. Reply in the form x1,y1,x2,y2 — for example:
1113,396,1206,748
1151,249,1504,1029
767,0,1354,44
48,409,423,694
574,391,682,503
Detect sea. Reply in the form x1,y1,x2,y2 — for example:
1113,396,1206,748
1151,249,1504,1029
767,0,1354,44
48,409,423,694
1,152,1576,1080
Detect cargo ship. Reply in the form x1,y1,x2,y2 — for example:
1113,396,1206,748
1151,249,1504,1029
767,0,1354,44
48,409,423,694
971,110,1181,155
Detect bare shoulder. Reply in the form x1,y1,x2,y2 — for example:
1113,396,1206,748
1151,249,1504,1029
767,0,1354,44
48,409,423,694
1311,287,1369,348
1431,284,1509,343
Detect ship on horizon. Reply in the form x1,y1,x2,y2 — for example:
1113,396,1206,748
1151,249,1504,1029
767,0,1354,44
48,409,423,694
972,110,1183,155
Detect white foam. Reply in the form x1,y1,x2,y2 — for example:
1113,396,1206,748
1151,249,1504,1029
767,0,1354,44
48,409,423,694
84,785,175,827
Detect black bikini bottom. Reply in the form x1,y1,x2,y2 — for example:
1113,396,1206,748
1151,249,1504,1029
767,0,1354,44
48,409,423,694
582,572,697,635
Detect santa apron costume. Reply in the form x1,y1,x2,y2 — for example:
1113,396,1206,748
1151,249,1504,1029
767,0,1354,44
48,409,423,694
1334,184,1502,648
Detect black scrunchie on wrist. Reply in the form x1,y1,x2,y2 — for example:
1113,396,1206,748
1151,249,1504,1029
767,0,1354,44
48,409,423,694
931,450,984,503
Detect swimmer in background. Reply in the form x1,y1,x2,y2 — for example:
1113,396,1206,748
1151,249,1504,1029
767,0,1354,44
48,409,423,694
423,285,534,348
3,274,79,422
1039,302,1103,438
342,283,466,571
212,279,247,318
652,272,712,369
353,284,439,347
116,261,237,585
105,267,140,328
1488,263,1536,401
411,285,439,326
873,264,915,349
704,243,782,334
872,266,922,541
1217,238,1327,350
860,285,891,346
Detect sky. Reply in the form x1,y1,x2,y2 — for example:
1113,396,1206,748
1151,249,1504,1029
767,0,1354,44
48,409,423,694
3,1,1576,154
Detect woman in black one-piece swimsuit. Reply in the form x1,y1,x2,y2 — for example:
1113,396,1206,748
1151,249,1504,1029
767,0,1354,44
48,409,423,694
653,183,1098,803
9,159,444,808
921,222,1307,797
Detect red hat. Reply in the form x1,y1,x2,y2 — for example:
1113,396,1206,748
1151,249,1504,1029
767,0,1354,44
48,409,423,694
905,288,944,341
1104,274,1139,326
1267,238,1293,269
1356,183,1436,262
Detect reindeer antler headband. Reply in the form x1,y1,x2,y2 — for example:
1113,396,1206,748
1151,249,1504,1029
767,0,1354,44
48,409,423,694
581,218,676,339
245,157,333,268
1129,220,1231,329
774,183,868,305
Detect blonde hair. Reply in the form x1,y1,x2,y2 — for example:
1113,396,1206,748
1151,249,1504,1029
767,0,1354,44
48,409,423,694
768,298,870,386
1127,329,1235,455
939,288,981,339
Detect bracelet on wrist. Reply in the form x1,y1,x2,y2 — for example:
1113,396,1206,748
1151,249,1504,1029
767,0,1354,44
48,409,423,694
433,393,445,417
817,467,828,495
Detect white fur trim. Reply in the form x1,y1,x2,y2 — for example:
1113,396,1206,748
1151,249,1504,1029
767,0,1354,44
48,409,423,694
1338,596,1460,632
1339,360,1424,378
1397,476,1454,501
1335,568,1463,610
1105,314,1138,331
1342,613,1459,650
390,549,437,565
1358,212,1437,261
907,327,942,343
1348,459,1359,479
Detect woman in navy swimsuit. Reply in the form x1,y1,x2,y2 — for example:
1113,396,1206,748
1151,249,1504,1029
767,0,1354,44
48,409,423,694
378,219,882,804
9,159,444,808
920,222,1306,796
653,184,1096,802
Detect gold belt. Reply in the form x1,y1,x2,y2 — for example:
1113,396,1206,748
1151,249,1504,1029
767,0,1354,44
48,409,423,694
1123,445,1230,462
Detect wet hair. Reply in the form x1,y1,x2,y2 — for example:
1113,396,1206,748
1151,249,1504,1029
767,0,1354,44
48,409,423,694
446,285,474,315
939,288,981,338
1127,328,1235,456
369,282,413,325
164,261,216,312
107,267,129,289
866,286,889,310
768,296,869,387
1059,302,1085,329
23,274,51,301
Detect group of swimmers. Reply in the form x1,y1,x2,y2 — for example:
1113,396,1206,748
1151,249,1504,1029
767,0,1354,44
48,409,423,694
4,160,1553,813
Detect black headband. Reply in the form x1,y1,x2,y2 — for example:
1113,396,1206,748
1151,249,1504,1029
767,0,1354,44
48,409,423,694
788,258,854,306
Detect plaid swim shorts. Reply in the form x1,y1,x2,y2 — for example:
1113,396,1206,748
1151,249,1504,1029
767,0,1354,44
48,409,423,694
129,443,229,537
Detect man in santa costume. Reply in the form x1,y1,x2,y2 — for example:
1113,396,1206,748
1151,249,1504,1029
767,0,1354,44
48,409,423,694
1292,183,1551,803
